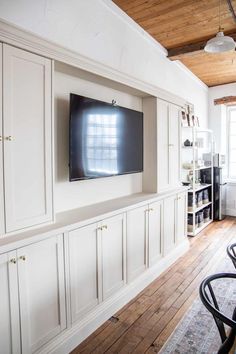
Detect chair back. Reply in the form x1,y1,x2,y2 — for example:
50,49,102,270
199,273,236,354
227,243,236,269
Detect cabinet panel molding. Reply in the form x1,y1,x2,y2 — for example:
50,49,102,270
3,44,53,233
0,251,21,354
148,200,163,266
163,195,176,255
169,104,181,187
157,99,170,191
101,213,126,300
69,223,100,323
17,235,66,354
176,192,187,243
0,43,4,236
127,206,147,281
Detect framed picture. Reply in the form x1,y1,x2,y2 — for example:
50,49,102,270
187,113,192,126
181,110,188,127
191,115,200,127
195,116,200,127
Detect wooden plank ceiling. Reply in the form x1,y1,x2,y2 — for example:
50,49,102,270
112,0,236,87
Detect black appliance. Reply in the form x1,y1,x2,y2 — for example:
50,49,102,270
69,94,143,181
213,167,227,220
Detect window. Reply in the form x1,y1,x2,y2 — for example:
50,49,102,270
85,113,118,175
227,106,236,179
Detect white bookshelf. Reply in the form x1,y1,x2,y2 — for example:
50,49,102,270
181,127,213,236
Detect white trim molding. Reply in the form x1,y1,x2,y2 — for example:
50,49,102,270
0,19,187,108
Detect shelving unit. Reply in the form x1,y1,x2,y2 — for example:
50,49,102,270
181,127,213,236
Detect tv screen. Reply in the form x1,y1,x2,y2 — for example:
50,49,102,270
69,94,143,181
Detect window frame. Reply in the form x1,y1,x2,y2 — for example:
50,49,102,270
226,105,236,180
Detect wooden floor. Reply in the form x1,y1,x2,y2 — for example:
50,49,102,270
71,217,236,354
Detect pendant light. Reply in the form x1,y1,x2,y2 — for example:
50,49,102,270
204,0,236,53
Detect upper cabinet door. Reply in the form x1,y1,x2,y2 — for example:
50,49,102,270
0,43,5,236
17,235,66,354
169,104,181,188
0,252,21,354
3,44,53,233
157,99,170,191
101,213,126,300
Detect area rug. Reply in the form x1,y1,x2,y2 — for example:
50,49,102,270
159,256,236,354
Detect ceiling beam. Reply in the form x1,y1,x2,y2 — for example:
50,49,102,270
227,0,236,23
168,32,236,60
214,96,236,105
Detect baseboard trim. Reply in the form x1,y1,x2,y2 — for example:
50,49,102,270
38,240,189,354
226,208,236,217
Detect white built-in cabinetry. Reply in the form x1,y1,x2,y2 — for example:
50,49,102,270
127,205,147,281
1,236,66,354
127,191,187,281
127,200,164,281
148,200,163,267
143,97,181,193
69,223,100,323
163,191,187,255
0,189,188,354
101,214,126,300
0,30,189,354
69,213,126,324
0,252,21,354
176,191,187,244
0,43,4,236
0,44,53,235
157,99,181,192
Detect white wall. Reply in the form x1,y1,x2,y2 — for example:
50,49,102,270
54,62,143,212
0,0,208,126
209,83,236,216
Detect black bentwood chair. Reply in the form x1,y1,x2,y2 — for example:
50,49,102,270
227,243,236,269
199,273,236,354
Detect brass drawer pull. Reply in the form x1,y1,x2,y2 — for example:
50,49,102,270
102,225,108,230
19,255,26,261
9,258,17,264
5,136,13,141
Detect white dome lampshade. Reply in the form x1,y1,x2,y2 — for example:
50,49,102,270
204,31,236,53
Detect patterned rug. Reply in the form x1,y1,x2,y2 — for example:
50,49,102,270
159,256,236,354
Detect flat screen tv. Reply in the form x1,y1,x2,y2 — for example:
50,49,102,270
69,94,143,181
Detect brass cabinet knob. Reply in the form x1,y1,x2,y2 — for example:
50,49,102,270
149,208,154,212
9,258,17,264
5,136,13,141
102,225,108,230
97,226,103,231
19,255,26,261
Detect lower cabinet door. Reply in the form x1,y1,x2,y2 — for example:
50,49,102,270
163,195,176,255
101,213,126,300
69,223,100,323
0,252,21,354
127,206,147,282
17,235,66,354
148,200,163,266
176,192,187,243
